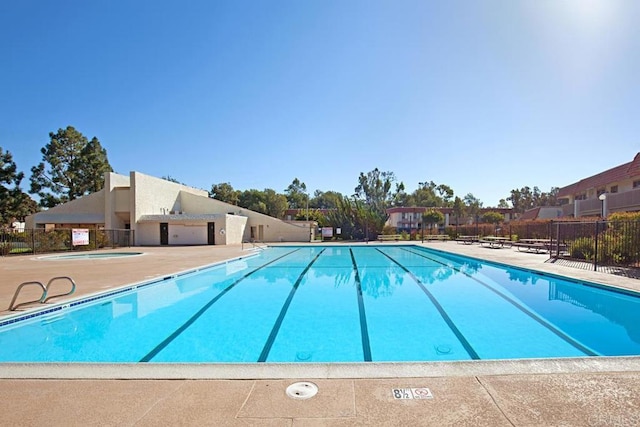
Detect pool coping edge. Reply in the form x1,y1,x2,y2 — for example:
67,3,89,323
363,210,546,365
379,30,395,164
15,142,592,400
2,356,640,379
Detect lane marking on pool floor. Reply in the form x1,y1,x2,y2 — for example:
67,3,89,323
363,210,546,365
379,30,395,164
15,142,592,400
349,248,373,362
139,248,302,362
257,248,327,362
376,247,480,360
400,246,599,357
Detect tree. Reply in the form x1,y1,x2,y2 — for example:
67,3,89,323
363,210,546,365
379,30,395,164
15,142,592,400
413,181,438,207
497,199,510,208
309,190,342,209
507,185,560,213
463,193,483,225
263,188,288,218
452,196,466,227
436,184,454,206
482,211,504,231
539,187,560,207
422,208,445,235
162,176,183,184
79,137,112,193
404,181,455,208
508,187,533,213
234,188,288,218
284,178,307,209
30,126,112,207
237,189,268,214
325,195,386,240
210,182,240,205
391,181,409,207
1,148,38,226
294,208,327,226
354,168,399,216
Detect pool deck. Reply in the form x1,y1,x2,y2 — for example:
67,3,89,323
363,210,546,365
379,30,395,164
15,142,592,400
1,243,639,426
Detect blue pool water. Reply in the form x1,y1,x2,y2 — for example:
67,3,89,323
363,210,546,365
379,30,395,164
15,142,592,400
1,245,639,363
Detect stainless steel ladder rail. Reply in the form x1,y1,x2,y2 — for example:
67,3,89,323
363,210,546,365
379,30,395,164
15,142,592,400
41,276,77,304
8,281,46,311
8,276,77,311
242,240,266,251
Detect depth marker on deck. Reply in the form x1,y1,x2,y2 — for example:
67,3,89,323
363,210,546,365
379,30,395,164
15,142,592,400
392,387,433,400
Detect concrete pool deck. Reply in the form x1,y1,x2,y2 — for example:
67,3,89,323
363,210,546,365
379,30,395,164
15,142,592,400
1,242,639,426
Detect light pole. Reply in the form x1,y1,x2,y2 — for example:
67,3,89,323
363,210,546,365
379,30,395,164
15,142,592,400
305,191,311,241
598,193,606,218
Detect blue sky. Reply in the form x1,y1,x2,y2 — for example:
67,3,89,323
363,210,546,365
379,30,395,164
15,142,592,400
1,0,639,206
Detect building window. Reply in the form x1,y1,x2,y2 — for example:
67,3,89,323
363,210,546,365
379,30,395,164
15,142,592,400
596,188,606,196
610,185,618,193
634,180,640,189
575,193,587,201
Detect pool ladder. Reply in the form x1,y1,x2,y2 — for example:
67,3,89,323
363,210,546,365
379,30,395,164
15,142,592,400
242,240,267,251
8,276,77,311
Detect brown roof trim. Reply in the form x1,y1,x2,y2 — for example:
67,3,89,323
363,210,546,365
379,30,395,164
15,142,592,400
557,152,640,197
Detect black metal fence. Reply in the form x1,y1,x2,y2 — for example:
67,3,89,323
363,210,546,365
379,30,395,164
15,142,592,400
550,220,640,271
0,228,133,256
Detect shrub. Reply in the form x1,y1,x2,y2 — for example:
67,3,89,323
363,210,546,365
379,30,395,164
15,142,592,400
382,225,397,235
37,230,71,252
569,237,594,261
10,247,32,254
608,212,640,222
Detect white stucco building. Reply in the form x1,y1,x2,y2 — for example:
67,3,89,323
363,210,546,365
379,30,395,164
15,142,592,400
26,171,315,245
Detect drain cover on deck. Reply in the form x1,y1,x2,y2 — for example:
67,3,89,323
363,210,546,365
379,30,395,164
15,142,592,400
286,382,318,400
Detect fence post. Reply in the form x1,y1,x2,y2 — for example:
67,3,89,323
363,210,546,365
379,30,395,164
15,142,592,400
594,221,599,271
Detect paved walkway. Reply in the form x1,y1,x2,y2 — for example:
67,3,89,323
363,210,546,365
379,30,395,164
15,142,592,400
1,242,639,426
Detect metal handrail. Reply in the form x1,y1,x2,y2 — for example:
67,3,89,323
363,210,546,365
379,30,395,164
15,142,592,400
41,276,77,303
8,281,46,311
242,240,266,251
8,276,77,311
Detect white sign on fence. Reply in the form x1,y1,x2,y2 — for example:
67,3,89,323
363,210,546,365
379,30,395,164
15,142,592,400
72,229,90,246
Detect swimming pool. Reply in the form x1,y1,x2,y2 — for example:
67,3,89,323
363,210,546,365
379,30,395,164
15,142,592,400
1,245,639,363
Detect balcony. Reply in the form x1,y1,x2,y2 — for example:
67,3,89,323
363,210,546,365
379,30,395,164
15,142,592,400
574,187,640,217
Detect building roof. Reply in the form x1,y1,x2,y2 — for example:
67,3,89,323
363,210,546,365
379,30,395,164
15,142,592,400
519,207,541,221
557,152,640,198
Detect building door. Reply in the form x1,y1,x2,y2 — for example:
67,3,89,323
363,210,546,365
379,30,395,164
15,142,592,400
258,225,264,241
160,223,169,245
207,222,215,245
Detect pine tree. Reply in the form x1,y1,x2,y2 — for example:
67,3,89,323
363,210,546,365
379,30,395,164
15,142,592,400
0,147,38,226
30,126,113,207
